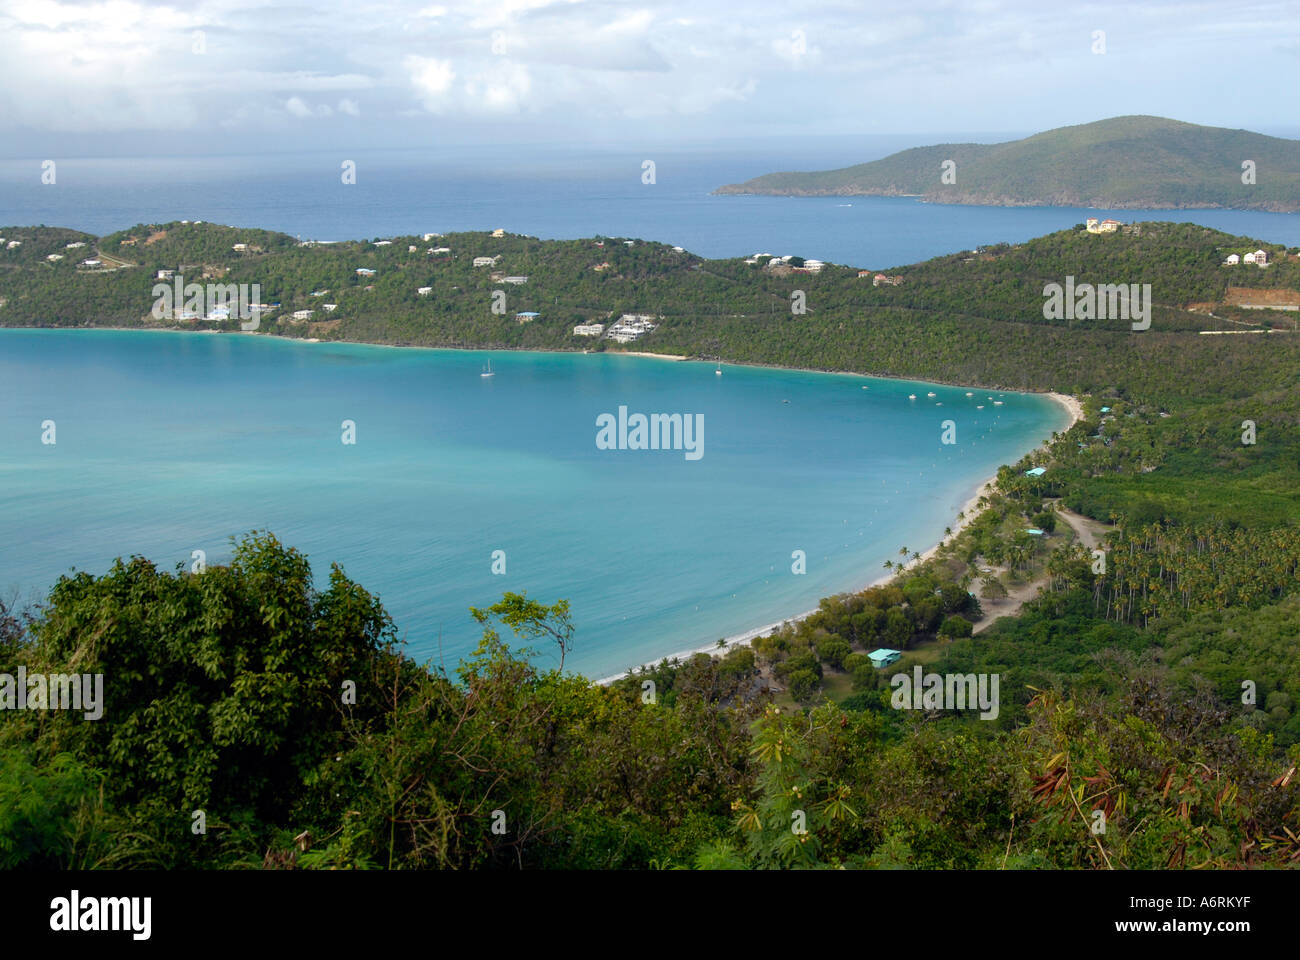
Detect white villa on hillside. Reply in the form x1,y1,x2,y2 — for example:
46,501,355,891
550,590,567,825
1223,254,1240,265
473,256,500,267
502,275,528,284
292,309,314,320
607,313,658,343
417,286,433,295
573,323,605,337
1085,218,1123,234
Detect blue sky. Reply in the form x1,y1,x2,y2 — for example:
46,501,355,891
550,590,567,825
2,0,1298,157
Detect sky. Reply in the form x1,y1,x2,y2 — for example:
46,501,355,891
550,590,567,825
1,0,1299,158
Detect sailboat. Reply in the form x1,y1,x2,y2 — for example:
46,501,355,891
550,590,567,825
715,364,722,376
480,359,495,378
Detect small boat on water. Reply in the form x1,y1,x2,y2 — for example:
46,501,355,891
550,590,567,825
965,392,973,397
480,360,495,378
907,394,917,400
993,400,1004,405
715,365,722,375
926,392,936,397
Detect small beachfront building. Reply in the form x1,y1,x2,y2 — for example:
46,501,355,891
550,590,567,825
868,648,902,669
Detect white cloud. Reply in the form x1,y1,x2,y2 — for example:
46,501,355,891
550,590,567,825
285,96,333,118
338,97,361,116
405,54,456,110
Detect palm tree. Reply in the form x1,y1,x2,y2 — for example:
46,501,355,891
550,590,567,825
882,559,894,572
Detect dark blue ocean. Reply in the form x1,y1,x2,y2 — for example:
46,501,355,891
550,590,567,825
3,143,1300,267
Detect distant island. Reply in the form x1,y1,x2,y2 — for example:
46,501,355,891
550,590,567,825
714,116,1300,213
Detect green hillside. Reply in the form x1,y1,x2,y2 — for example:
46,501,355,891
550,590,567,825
715,116,1300,212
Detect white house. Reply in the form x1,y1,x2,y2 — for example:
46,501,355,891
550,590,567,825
1223,254,1240,266
422,233,442,241
322,304,338,312
573,323,605,337
65,241,86,249
502,276,528,284
80,259,101,267
374,240,393,247
1243,252,1257,264
46,254,64,261
1253,249,1269,266
6,240,22,249
355,268,376,276
417,286,433,295
232,243,248,251
157,269,174,279
430,247,451,255
408,245,417,253
292,309,314,320
1086,218,1122,234
491,229,505,238
473,256,500,267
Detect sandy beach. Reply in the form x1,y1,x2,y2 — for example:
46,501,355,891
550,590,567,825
597,390,1085,684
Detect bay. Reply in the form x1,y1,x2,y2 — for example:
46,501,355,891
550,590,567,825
0,328,1069,678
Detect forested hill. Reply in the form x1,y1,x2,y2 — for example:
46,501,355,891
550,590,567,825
714,116,1300,212
2,217,1298,409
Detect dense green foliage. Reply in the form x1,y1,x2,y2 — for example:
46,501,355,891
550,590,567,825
2,534,1297,871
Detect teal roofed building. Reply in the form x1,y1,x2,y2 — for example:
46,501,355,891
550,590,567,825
868,648,902,668
1024,467,1046,476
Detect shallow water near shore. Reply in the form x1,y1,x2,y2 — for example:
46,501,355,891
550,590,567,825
0,328,1069,678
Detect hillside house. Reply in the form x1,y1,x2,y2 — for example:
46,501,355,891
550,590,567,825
417,287,432,295
516,311,540,323
1086,218,1122,234
573,323,605,337
46,254,64,261
502,276,528,284
292,310,314,320
355,268,376,276
232,243,248,251
868,648,902,668
1223,254,1240,265
491,229,505,238
473,256,500,267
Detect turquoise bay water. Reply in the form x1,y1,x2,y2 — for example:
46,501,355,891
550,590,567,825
0,329,1068,679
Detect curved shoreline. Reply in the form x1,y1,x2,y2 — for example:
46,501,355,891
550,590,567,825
596,389,1082,684
5,326,1084,683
